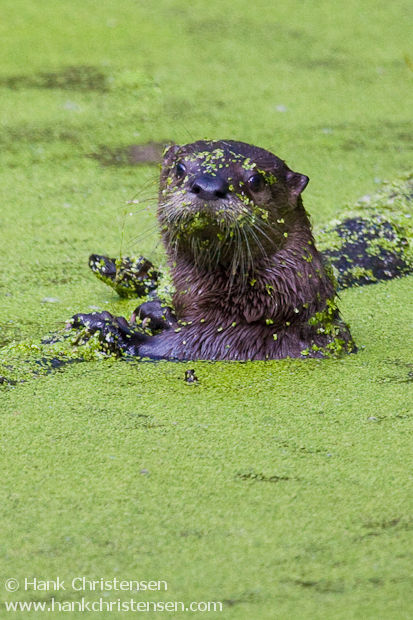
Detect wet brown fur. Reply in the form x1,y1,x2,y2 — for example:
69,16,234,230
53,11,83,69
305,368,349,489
138,140,353,360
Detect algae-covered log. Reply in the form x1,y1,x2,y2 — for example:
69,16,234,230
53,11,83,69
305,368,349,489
315,173,413,289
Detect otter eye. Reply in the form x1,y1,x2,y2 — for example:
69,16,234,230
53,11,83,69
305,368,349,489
247,173,265,192
175,162,186,179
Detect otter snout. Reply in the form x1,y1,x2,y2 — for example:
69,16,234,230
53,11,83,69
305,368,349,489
190,174,229,201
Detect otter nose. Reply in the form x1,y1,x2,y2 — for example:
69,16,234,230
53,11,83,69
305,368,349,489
190,174,229,200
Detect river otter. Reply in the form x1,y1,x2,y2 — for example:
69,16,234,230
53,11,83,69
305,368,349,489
73,140,355,360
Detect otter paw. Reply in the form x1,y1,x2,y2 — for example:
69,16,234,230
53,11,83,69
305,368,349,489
69,311,146,356
131,300,177,332
88,254,160,298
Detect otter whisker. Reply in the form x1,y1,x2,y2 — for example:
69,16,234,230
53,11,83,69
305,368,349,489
128,224,160,244
240,225,254,274
246,224,268,259
250,220,274,248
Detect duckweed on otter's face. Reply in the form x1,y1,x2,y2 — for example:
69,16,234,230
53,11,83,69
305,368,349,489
157,139,308,271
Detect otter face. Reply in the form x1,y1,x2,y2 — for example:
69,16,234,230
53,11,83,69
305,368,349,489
158,140,309,272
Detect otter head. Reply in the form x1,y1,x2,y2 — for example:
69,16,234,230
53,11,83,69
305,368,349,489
158,140,309,274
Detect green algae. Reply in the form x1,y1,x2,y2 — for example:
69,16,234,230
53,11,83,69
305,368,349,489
1,278,412,620
304,297,355,357
0,1,413,618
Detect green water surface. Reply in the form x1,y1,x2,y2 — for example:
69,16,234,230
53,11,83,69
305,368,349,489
0,1,412,618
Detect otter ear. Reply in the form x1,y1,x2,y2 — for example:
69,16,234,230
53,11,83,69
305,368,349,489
286,170,309,198
162,143,180,163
